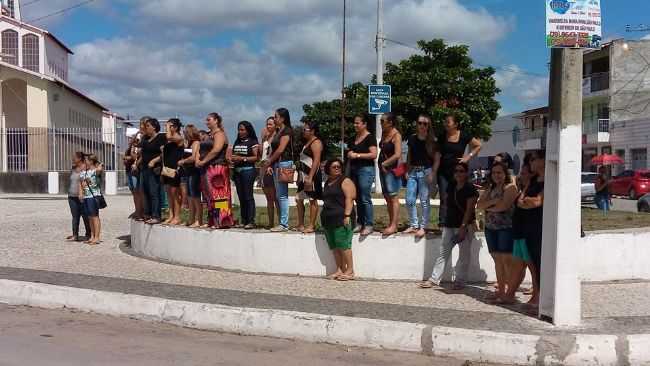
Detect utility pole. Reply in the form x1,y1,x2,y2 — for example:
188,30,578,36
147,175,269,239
340,0,347,159
374,0,384,193
540,48,583,326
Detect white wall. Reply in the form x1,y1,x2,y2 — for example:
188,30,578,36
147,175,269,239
44,36,68,81
131,222,650,282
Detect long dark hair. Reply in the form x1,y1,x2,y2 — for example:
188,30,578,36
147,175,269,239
418,113,437,158
276,108,292,128
235,121,258,144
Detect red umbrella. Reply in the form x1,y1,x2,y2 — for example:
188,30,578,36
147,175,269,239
591,154,624,166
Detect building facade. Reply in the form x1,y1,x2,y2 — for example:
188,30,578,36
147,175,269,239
516,39,650,174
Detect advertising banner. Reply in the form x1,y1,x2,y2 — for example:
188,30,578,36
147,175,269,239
546,0,602,49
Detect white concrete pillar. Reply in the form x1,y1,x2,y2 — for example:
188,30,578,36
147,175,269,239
104,171,117,196
540,48,583,326
47,171,59,194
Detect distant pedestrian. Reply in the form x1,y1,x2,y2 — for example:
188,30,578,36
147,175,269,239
420,162,478,290
321,158,356,281
345,114,377,236
79,154,104,245
595,166,610,214
66,151,91,242
296,120,323,234
378,112,402,236
436,113,481,227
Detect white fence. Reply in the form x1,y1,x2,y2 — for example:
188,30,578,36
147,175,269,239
0,127,130,189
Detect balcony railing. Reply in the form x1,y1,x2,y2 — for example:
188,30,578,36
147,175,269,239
598,118,610,133
583,72,610,96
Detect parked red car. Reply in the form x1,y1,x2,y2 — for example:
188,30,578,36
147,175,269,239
609,169,650,199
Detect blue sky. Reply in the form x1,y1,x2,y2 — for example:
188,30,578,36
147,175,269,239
20,0,650,130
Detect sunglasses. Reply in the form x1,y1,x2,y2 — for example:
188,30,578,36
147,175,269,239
417,121,429,126
331,165,342,170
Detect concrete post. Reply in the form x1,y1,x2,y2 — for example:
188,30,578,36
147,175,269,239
374,0,384,194
47,171,59,194
104,171,117,196
540,48,583,326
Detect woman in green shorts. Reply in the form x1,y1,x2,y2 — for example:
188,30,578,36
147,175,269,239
321,158,357,281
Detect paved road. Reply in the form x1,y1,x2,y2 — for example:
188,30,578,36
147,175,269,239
0,304,499,366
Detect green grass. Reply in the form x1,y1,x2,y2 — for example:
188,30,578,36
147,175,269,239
167,205,650,232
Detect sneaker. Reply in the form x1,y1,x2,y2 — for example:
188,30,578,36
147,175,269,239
353,225,363,233
270,225,288,232
244,224,256,230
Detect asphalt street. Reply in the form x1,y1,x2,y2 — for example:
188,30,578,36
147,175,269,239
0,304,500,366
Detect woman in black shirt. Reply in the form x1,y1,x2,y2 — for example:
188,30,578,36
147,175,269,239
296,120,323,234
378,113,402,236
178,125,203,228
437,114,481,227
162,119,185,226
140,118,167,224
346,115,377,236
229,121,260,229
405,114,440,238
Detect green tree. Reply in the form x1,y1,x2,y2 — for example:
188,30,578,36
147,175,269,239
302,82,369,159
384,39,500,139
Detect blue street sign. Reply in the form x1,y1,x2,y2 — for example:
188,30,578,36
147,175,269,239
368,84,391,115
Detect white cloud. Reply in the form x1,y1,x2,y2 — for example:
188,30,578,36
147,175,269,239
494,64,549,106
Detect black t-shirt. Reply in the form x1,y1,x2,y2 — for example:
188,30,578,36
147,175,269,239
124,146,134,171
438,131,472,179
271,127,293,162
445,181,479,228
347,134,377,169
141,133,167,167
408,134,433,167
232,138,259,168
522,175,544,220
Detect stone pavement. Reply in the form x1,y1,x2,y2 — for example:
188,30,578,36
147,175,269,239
1,194,649,337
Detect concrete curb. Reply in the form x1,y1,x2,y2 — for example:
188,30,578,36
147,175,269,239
0,279,646,365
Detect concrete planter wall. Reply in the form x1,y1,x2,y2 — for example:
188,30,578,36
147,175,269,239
130,221,650,282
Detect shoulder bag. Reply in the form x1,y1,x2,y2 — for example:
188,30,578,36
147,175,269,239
161,145,178,178
85,170,107,209
278,131,296,183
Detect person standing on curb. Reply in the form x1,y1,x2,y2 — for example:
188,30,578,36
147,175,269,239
66,151,91,242
378,112,403,236
295,120,323,234
140,118,166,225
321,158,356,281
419,162,478,290
229,121,260,229
346,115,377,236
259,117,278,229
436,113,481,227
404,114,440,239
161,119,185,226
263,108,294,232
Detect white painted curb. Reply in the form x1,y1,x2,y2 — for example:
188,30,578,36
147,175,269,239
0,279,645,366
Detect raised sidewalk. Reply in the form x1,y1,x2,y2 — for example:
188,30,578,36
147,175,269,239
1,194,649,365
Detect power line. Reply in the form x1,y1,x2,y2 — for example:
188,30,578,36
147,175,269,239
382,37,548,78
25,0,96,23
22,0,44,7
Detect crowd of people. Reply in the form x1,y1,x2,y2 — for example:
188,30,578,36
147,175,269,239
65,107,547,304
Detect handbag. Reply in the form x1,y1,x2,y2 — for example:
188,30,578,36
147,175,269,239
278,131,295,183
160,148,177,178
391,162,408,177
85,170,107,209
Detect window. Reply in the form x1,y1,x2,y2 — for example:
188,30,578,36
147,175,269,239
7,0,15,18
22,34,39,72
1,29,18,66
631,149,648,170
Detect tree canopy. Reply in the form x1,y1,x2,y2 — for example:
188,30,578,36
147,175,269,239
301,39,501,158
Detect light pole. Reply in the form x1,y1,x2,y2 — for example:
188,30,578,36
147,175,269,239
374,0,384,193
340,0,347,159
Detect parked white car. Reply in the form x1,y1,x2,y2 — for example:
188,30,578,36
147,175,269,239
581,172,598,203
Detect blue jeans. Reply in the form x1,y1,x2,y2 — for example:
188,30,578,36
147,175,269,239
595,193,610,213
350,166,375,227
380,170,401,197
406,168,432,229
234,167,257,225
68,196,90,237
142,167,162,219
273,161,293,228
437,175,450,226
127,172,139,192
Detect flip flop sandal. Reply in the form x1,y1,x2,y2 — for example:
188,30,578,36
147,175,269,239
336,275,354,282
418,281,435,289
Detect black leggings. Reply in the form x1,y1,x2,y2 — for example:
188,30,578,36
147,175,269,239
525,227,543,285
